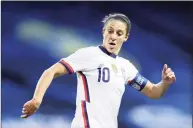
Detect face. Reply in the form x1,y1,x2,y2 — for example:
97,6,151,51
102,19,128,54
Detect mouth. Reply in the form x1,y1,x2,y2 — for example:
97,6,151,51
109,42,116,46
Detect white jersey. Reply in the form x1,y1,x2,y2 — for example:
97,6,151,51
59,46,147,128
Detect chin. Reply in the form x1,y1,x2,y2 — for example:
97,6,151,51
107,48,115,54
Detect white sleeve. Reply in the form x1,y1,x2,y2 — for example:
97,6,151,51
124,60,148,91
124,60,139,84
58,48,93,74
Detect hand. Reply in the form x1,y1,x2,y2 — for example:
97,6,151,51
21,99,41,119
161,64,176,85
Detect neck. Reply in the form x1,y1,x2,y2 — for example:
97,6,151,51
99,45,117,58
114,47,121,55
101,44,121,55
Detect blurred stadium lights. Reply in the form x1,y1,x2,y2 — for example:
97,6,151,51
127,105,192,128
16,19,91,58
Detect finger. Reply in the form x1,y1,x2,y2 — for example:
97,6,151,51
165,68,172,74
22,110,25,113
168,74,174,79
163,74,172,80
166,71,174,77
166,74,176,82
21,109,35,118
23,103,34,111
22,105,33,113
22,106,30,112
23,101,30,107
25,107,37,115
162,64,168,74
21,114,29,119
169,74,176,81
22,110,29,115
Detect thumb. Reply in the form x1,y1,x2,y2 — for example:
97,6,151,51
162,64,167,74
21,114,28,119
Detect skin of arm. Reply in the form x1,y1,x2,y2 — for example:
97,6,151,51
33,62,69,103
21,62,69,118
141,81,171,99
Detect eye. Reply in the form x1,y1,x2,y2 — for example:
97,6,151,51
117,32,123,36
108,29,113,34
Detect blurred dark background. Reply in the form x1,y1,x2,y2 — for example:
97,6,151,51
1,1,193,128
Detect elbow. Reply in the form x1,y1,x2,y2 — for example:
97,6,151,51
43,69,55,76
44,68,60,79
44,69,51,74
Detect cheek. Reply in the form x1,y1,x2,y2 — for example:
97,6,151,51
104,34,109,40
117,38,124,43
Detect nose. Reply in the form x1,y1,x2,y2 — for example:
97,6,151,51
110,33,117,41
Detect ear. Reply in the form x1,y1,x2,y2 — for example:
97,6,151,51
102,28,105,35
124,34,129,42
102,28,106,38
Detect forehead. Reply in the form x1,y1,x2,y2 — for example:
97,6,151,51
104,19,127,31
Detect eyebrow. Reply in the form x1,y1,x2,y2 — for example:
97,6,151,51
107,26,125,34
108,27,124,31
117,30,123,33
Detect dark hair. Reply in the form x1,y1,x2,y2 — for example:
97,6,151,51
102,13,131,35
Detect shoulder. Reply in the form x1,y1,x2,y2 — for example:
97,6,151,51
72,46,99,59
76,46,98,53
117,56,138,70
117,57,131,66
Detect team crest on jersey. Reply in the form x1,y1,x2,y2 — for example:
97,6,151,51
99,64,105,68
111,64,118,73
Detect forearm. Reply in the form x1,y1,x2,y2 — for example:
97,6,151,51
142,64,175,99
151,81,170,98
33,70,55,102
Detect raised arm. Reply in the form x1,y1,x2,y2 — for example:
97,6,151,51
141,64,176,99
126,62,176,99
21,62,69,118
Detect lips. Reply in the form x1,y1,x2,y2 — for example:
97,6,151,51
109,42,116,49
109,42,116,46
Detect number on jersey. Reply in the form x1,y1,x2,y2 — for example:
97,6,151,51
98,67,110,83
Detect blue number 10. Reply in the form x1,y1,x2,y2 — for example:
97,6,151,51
98,67,110,83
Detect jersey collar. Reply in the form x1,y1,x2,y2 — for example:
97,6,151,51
98,46,117,59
